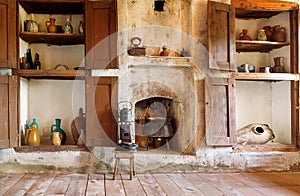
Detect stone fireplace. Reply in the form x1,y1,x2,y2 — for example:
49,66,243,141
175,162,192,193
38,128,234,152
119,59,196,153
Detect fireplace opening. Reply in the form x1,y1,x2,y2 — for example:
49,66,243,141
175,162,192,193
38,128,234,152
134,97,181,150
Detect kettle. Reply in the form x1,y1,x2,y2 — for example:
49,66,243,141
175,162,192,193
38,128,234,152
119,101,133,123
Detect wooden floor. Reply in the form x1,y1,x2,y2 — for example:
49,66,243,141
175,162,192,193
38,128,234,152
1,172,300,195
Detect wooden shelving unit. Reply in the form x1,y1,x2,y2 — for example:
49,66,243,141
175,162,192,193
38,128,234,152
14,145,88,152
232,72,299,81
236,40,290,52
19,0,84,15
15,69,86,79
19,32,84,45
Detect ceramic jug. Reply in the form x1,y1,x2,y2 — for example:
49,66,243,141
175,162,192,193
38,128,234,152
52,132,61,146
45,18,57,33
51,118,66,145
26,124,40,146
271,25,286,42
239,29,252,40
257,29,267,41
263,26,272,41
272,56,285,73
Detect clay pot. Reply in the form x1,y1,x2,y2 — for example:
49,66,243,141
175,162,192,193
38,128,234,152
239,29,252,41
271,25,286,42
263,26,272,41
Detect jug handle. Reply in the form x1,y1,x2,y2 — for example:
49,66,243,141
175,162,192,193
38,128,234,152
239,32,244,38
45,20,50,27
51,124,56,132
280,27,286,32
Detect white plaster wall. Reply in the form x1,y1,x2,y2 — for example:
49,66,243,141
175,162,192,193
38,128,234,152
236,81,291,144
235,81,272,129
272,81,291,144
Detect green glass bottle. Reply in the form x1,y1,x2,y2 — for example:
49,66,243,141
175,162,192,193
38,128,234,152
33,53,41,70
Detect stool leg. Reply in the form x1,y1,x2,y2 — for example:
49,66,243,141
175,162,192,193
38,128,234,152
165,138,170,150
113,158,119,180
130,157,133,180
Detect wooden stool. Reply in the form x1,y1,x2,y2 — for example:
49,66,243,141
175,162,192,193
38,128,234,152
113,150,135,180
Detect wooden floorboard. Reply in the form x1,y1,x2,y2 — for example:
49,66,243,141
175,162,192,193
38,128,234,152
1,172,300,195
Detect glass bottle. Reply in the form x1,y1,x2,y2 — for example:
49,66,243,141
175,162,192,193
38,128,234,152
26,48,34,69
29,14,38,33
33,53,41,70
78,20,84,34
28,118,39,130
64,17,73,34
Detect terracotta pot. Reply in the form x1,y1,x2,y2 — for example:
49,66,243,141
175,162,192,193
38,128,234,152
271,25,286,42
263,26,272,41
239,29,252,41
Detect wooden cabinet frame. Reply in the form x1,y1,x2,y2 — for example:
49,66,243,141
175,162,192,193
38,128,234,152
208,0,299,148
205,77,236,146
0,76,18,148
0,0,16,68
85,76,118,147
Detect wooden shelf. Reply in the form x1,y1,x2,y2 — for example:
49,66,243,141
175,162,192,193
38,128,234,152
16,69,86,79
14,145,89,153
19,0,84,15
236,40,290,52
235,9,282,19
232,72,299,81
19,32,85,45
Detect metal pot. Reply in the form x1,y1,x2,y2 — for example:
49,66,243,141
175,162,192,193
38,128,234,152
119,101,133,122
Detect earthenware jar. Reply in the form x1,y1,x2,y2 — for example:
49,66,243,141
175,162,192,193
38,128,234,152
26,124,40,146
46,18,57,33
263,26,272,41
51,118,66,145
271,25,286,42
239,29,252,40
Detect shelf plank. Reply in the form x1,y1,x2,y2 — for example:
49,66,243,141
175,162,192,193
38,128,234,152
236,40,290,52
232,0,298,13
14,145,89,152
16,69,86,79
232,72,299,81
19,0,84,15
19,32,85,45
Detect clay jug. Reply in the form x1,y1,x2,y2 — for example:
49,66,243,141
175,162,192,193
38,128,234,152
257,29,267,41
263,26,272,41
26,124,40,146
239,29,252,41
46,18,57,33
51,118,66,145
51,132,61,146
271,25,286,42
71,107,86,145
272,56,285,73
